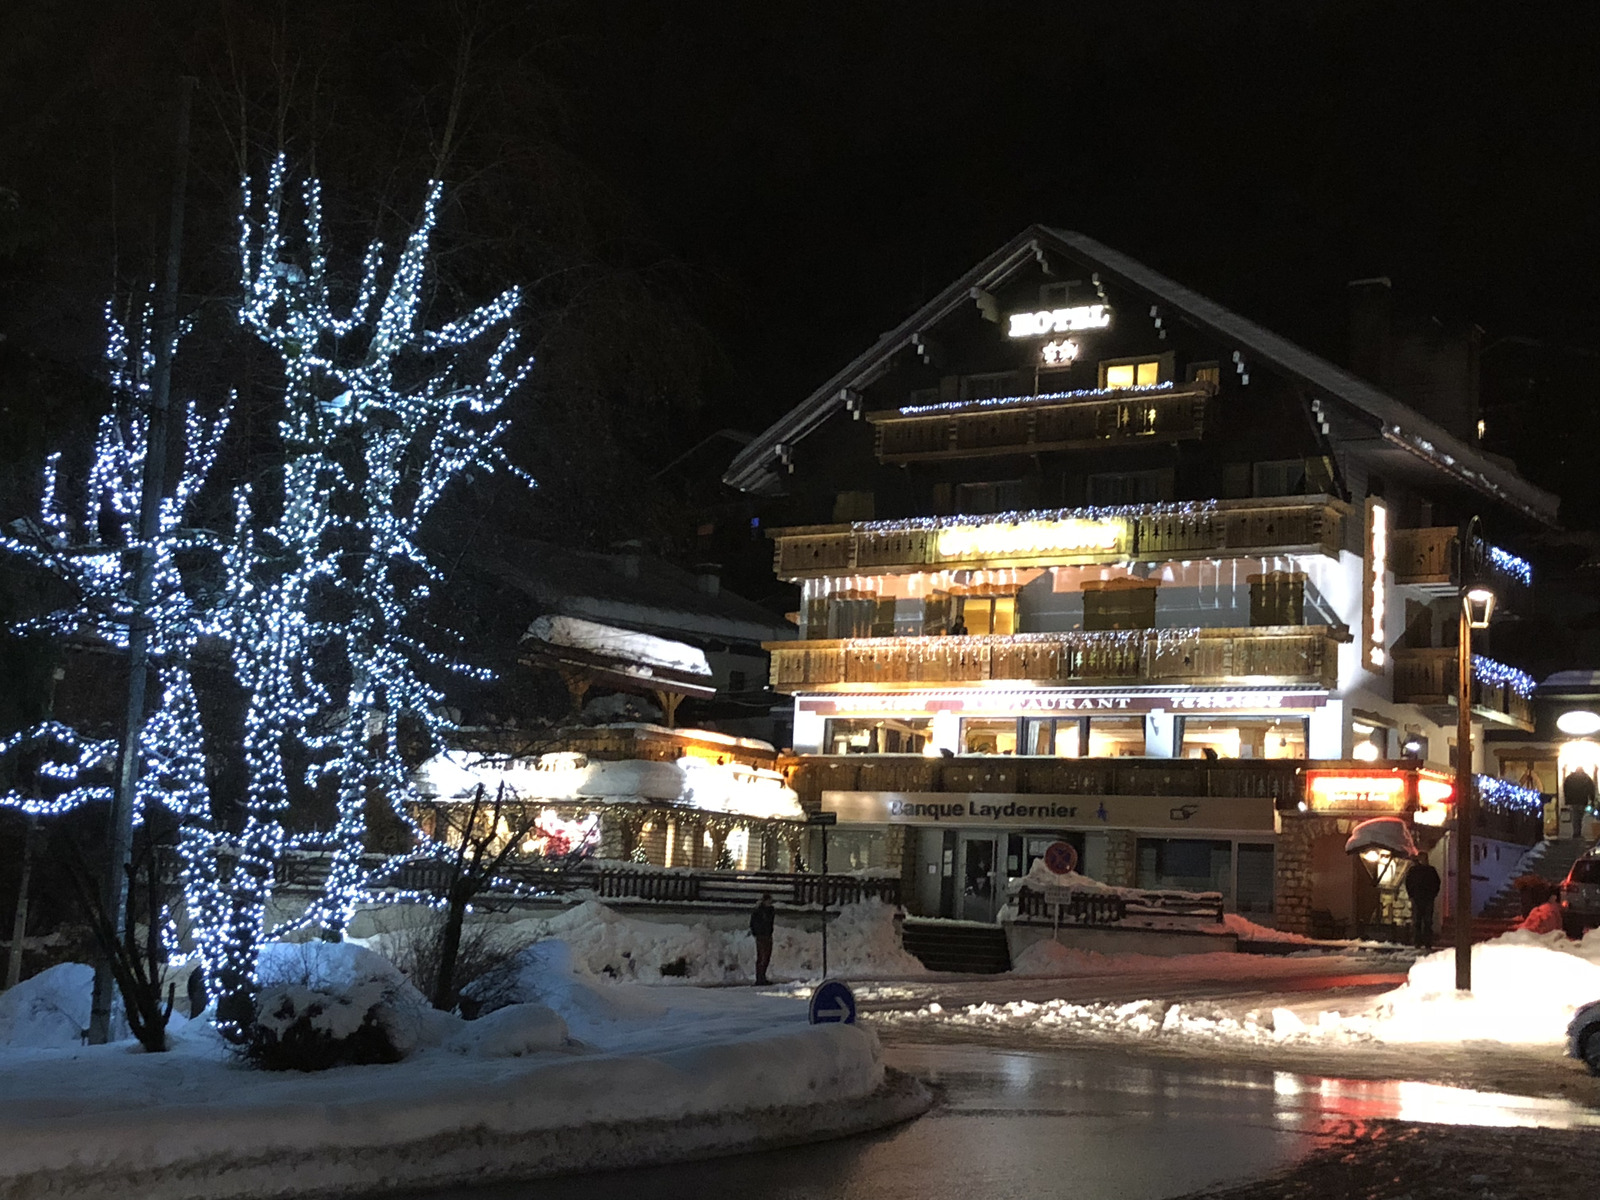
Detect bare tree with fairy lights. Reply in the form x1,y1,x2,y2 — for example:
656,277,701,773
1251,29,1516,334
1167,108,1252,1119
0,158,529,1041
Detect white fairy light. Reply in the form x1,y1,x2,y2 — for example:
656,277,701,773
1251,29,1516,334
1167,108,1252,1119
3,157,531,1037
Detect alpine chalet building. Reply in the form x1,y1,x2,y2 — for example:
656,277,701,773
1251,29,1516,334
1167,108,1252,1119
724,227,1554,937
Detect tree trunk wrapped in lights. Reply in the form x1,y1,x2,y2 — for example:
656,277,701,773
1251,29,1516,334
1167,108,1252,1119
1,158,529,1040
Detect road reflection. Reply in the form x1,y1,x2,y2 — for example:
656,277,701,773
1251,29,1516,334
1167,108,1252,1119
400,1042,1600,1200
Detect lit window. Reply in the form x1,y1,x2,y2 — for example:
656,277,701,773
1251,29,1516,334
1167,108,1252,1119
1189,362,1221,385
1103,360,1161,388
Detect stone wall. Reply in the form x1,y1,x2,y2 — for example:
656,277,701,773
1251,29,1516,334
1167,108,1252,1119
1101,830,1138,887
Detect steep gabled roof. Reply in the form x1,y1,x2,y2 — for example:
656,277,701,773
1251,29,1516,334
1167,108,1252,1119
724,225,1559,526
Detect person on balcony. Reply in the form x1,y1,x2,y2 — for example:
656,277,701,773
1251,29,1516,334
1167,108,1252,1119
948,617,969,636
750,892,776,985
1566,766,1596,841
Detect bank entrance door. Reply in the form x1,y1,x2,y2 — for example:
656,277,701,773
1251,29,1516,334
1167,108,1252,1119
959,833,1000,923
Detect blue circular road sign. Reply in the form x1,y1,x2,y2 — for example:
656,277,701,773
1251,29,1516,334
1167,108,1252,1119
809,979,857,1025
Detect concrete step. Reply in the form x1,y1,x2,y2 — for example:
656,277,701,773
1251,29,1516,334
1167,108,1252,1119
1480,838,1592,920
901,919,1012,974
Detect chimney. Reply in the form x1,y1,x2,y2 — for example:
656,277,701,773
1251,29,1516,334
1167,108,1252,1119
1347,276,1393,388
695,563,722,597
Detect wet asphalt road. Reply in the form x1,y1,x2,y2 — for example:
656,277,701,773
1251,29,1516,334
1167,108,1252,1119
409,1039,1600,1200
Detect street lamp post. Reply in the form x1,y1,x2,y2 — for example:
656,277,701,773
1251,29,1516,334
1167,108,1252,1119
1455,517,1496,992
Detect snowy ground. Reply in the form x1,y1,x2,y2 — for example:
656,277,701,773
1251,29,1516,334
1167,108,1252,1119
0,902,927,1200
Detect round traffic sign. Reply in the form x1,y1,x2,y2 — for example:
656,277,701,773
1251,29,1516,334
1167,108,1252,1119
1042,840,1079,875
808,979,857,1025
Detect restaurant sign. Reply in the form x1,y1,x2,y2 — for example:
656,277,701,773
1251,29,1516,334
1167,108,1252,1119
800,690,1327,717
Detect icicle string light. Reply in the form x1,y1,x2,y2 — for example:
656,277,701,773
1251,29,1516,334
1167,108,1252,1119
1472,655,1536,698
897,380,1176,417
853,500,1219,534
1484,543,1533,588
1475,774,1544,816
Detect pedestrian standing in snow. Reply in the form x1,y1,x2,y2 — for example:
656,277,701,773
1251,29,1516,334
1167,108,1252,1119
1566,766,1597,840
750,892,776,985
1404,852,1441,950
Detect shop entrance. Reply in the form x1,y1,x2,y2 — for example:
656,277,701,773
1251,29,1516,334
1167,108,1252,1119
959,833,1000,922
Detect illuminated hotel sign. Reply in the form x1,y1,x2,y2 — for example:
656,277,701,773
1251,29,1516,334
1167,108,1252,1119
934,517,1126,563
1305,769,1454,816
1362,498,1388,671
1007,305,1111,338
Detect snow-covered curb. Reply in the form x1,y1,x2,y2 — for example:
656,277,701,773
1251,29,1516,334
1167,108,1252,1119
0,1024,925,1200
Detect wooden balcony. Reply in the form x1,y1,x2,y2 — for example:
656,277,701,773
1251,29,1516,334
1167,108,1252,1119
784,754,1305,810
765,625,1341,693
1391,528,1533,597
1390,647,1536,730
867,384,1211,463
773,497,1348,579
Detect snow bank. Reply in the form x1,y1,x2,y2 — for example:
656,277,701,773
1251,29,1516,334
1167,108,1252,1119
486,898,925,987
0,938,917,1198
894,929,1600,1049
0,963,138,1047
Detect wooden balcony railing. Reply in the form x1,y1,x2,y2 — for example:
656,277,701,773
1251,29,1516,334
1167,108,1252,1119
784,754,1306,810
772,497,1347,579
766,626,1341,693
1391,528,1533,595
1390,647,1536,730
868,386,1210,463
1391,527,1456,586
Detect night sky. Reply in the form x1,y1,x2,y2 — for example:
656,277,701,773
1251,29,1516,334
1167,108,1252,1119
4,2,1600,529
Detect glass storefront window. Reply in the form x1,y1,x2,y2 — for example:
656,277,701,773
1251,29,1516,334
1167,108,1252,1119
962,718,1018,755
1181,717,1306,760
1236,843,1275,915
1022,717,1081,757
825,717,931,755
1137,837,1232,900
830,829,887,871
1088,717,1145,757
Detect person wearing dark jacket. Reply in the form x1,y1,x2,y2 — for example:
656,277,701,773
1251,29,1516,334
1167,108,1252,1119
1566,766,1597,841
750,893,776,985
1404,853,1442,950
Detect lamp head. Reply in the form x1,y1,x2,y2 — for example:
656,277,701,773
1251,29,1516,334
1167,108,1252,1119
1464,586,1495,629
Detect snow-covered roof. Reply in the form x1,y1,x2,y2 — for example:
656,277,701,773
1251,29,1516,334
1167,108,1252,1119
526,615,711,679
412,750,804,822
724,225,1558,526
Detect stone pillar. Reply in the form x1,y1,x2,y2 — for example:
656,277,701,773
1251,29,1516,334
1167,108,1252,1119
1101,830,1138,887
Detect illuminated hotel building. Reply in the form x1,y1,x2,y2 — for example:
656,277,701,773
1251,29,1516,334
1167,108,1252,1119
725,228,1554,935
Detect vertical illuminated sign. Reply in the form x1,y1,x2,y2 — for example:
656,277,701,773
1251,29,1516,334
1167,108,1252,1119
1363,498,1388,670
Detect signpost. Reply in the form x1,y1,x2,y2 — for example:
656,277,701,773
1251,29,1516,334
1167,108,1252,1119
808,811,838,976
808,979,857,1026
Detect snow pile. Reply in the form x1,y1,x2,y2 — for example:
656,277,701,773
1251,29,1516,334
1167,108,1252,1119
489,898,925,985
1221,913,1315,943
446,1002,570,1057
894,930,1600,1049
0,963,100,1047
0,939,902,1197
1346,933,1600,1045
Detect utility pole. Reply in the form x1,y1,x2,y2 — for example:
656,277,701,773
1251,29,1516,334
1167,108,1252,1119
89,78,194,1043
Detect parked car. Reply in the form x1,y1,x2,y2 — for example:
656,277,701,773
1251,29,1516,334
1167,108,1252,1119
1558,853,1600,937
1568,1000,1600,1075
